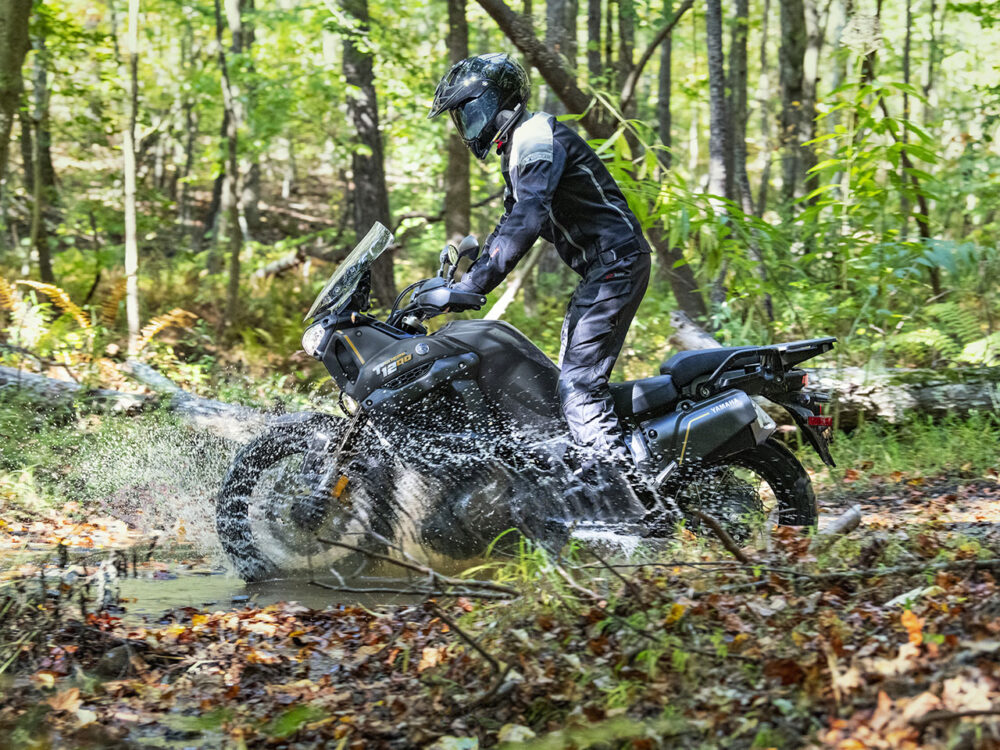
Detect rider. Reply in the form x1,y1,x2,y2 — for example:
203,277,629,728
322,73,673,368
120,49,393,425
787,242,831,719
429,53,652,471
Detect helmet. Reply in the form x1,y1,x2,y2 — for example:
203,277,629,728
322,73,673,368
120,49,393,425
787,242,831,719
429,53,530,160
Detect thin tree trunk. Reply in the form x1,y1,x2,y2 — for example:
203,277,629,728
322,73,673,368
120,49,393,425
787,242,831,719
778,0,806,205
237,0,260,239
704,0,728,205
800,0,825,199
445,0,470,241
755,0,773,214
604,0,614,82
544,0,568,114
900,0,911,236
617,0,634,117
123,0,140,354
922,0,944,125
728,0,752,215
342,0,395,306
587,0,602,82
657,0,672,167
214,0,244,327
0,0,32,215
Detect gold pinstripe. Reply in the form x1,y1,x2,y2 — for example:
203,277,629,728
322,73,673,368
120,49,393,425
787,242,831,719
338,332,365,364
678,411,711,464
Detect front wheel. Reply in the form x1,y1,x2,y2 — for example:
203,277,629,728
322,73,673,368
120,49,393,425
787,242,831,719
661,438,817,544
216,415,395,582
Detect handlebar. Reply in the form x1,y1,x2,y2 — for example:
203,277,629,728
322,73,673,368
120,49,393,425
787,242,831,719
386,277,487,329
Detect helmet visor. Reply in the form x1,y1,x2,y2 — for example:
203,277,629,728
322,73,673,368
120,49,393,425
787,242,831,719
449,89,501,143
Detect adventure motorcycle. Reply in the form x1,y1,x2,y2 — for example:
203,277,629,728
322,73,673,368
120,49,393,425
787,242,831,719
217,223,836,582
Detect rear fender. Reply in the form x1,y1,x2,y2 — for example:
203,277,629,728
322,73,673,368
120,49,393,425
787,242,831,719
772,395,836,467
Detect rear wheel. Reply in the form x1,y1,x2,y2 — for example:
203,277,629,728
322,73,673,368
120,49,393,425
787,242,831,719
216,415,395,582
663,438,817,543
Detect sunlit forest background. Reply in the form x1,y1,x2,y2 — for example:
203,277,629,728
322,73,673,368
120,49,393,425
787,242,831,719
1,0,999,400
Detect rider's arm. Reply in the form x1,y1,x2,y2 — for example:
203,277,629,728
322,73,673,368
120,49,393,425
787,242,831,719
455,121,566,296
481,183,515,253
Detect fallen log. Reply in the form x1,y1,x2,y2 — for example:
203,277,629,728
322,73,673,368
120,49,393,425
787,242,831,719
0,364,265,441
119,360,267,440
667,312,1000,426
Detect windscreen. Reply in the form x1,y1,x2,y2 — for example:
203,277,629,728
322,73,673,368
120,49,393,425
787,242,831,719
304,222,393,321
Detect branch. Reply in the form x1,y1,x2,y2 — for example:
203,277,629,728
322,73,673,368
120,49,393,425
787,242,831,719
474,0,613,140
689,510,753,564
912,709,1000,729
308,580,510,599
315,537,519,597
429,602,502,674
619,0,695,114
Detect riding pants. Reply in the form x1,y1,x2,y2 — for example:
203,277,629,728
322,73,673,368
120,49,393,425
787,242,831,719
558,243,651,465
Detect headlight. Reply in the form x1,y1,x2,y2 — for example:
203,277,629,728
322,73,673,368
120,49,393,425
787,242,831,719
301,323,326,358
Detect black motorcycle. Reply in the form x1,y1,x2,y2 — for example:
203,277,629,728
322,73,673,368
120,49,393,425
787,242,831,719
217,223,836,582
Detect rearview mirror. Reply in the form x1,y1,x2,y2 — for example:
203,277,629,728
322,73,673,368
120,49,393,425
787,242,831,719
438,246,453,277
457,235,480,261
448,244,460,265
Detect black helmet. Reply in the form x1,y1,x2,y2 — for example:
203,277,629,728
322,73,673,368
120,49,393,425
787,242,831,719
429,53,530,160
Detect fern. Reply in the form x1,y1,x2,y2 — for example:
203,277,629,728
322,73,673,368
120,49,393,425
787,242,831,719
15,280,91,329
926,302,982,347
137,308,198,351
885,328,962,362
958,332,1000,365
0,278,14,311
100,279,128,327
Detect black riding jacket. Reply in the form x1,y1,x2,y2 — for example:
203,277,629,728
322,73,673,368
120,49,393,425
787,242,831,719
454,112,651,296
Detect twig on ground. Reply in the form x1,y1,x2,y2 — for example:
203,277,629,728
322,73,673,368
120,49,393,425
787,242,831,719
586,547,647,607
690,510,753,564
912,708,1000,728
459,664,515,714
308,580,510,600
428,601,502,674
315,537,519,597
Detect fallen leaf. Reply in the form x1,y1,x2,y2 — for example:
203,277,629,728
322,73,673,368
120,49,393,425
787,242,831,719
901,609,924,645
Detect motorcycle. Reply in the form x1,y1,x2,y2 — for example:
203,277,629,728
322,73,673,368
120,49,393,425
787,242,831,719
217,223,836,582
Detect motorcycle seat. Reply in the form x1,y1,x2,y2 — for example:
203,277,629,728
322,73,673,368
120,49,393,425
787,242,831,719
609,374,679,420
659,347,761,388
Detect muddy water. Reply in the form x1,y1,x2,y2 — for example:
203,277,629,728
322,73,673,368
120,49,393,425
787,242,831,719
118,573,424,620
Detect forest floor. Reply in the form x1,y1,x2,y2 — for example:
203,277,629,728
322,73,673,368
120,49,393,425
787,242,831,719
0,465,998,749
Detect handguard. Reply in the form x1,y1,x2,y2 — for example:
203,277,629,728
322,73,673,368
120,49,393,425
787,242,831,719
414,283,486,314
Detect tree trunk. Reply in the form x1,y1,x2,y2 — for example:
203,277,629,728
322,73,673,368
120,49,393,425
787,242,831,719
755,0,773,214
543,0,568,114
778,0,809,205
123,0,140,354
342,0,395,307
704,0,728,206
0,0,31,213
445,0,470,242
214,0,244,327
657,0,672,168
900,0,912,236
587,0,602,83
29,37,55,199
237,0,260,239
616,0,634,97
477,0,611,140
800,0,824,198
727,0,752,216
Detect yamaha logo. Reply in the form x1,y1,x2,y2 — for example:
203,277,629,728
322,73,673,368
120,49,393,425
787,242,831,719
415,343,430,355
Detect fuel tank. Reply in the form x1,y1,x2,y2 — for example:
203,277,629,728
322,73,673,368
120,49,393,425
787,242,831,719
321,318,562,429
433,319,563,425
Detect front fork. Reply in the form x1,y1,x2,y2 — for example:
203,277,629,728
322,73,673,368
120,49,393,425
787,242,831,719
290,412,366,530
